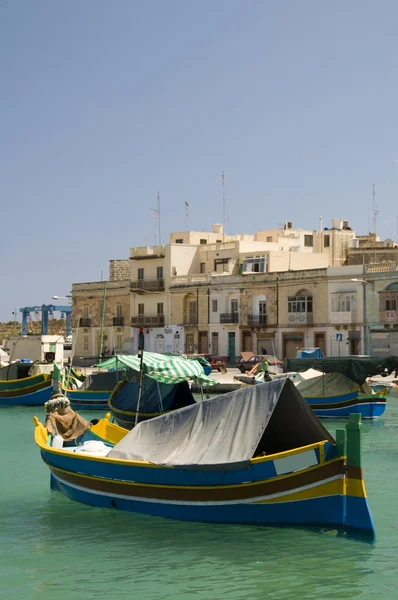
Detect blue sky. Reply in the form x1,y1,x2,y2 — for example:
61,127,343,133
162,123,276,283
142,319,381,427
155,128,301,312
1,0,398,321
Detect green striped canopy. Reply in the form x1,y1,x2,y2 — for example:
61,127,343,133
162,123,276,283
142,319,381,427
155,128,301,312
96,352,217,386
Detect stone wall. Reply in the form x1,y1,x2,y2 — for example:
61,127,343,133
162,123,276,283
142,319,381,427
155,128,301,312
109,260,130,281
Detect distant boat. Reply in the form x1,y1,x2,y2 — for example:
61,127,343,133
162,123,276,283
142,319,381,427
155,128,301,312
0,362,53,407
33,378,375,538
63,371,121,411
282,356,398,419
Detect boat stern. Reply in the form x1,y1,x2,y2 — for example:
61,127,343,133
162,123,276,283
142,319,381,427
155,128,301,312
337,413,375,538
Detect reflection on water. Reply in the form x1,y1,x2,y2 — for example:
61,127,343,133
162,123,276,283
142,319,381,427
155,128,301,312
0,395,398,599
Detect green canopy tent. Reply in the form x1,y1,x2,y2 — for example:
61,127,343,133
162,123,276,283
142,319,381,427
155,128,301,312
96,351,217,387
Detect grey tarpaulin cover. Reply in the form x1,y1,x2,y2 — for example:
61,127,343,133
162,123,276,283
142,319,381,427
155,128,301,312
108,378,333,469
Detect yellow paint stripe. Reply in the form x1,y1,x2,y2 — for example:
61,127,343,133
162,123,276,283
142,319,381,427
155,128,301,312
251,440,327,464
255,478,344,504
45,456,345,492
346,478,367,499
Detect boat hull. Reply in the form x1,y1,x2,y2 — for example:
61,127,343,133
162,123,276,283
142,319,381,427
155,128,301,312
0,379,52,406
66,390,111,411
0,372,48,391
51,471,346,528
36,430,374,536
304,391,387,419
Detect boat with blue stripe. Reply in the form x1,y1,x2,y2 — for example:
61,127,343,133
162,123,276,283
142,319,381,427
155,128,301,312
0,362,53,407
284,356,398,419
33,378,375,538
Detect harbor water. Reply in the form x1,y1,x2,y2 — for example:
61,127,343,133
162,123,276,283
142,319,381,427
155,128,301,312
1,392,398,600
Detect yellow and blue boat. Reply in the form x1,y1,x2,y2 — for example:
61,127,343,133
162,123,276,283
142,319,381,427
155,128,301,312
284,356,398,419
63,371,120,411
33,379,375,537
0,362,53,407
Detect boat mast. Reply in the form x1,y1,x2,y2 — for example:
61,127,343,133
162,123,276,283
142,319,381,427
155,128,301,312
135,327,145,427
99,280,107,362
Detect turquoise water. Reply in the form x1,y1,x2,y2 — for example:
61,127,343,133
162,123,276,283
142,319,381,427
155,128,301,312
1,394,398,600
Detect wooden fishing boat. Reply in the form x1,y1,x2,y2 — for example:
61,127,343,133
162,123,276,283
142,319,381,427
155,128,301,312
33,378,375,537
100,351,215,427
63,371,121,411
0,362,53,407
109,379,196,428
283,356,398,419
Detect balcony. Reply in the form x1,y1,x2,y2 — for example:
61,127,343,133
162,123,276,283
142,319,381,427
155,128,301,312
183,314,197,326
131,315,165,326
79,318,92,327
330,311,357,324
131,279,165,291
287,312,313,326
113,316,125,326
220,313,239,324
247,314,267,327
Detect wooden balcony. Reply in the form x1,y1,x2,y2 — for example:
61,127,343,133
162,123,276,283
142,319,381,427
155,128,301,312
287,312,313,326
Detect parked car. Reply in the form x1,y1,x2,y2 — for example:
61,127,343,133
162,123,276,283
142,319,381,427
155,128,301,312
203,355,227,372
237,352,283,374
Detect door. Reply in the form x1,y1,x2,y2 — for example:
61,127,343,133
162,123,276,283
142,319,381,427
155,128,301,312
211,332,219,354
228,332,236,362
283,335,304,359
199,331,208,354
314,332,326,356
231,299,239,323
155,334,164,353
186,334,194,354
173,333,180,354
243,331,252,352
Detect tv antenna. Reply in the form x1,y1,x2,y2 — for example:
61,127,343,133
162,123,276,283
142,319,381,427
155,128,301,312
218,171,227,240
372,184,379,235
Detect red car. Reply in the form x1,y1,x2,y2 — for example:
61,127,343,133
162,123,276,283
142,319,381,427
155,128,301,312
203,355,227,372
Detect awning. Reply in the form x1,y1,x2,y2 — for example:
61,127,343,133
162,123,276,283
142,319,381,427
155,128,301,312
96,352,217,386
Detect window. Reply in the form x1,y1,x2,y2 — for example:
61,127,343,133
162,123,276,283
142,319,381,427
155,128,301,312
212,299,218,312
324,234,330,248
386,298,397,310
82,306,89,318
115,334,123,352
304,235,313,247
266,236,273,242
259,301,267,325
331,293,354,313
157,303,164,315
200,262,206,273
200,239,207,245
216,239,222,243
137,268,144,280
116,304,123,317
175,239,183,244
214,258,229,272
242,256,267,274
231,299,238,314
288,295,313,313
157,266,163,279
211,332,219,354
138,303,144,315
83,335,89,351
